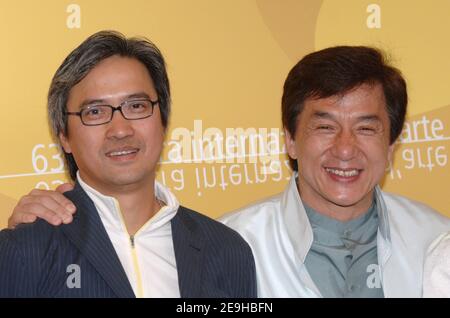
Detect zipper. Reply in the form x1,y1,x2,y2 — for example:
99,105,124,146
129,234,144,297
113,197,143,297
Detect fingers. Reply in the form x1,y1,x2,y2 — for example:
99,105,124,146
7,212,37,229
9,202,62,228
28,189,77,221
56,183,74,193
32,187,77,214
8,188,77,229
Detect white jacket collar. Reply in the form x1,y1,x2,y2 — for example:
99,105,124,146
76,171,180,234
281,173,392,265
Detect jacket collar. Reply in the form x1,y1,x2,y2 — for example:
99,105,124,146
281,174,392,265
281,174,314,264
374,186,392,266
61,182,135,298
171,207,205,298
76,172,180,237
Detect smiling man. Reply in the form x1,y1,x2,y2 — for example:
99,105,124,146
0,31,256,298
6,45,450,298
220,46,450,297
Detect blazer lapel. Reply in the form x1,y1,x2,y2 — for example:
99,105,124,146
61,183,135,298
171,208,205,297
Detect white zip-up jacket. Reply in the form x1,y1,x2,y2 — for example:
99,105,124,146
220,175,450,297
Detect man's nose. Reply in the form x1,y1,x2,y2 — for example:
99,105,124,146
105,109,134,139
330,130,358,160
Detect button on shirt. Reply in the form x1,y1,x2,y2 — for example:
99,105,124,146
78,172,180,298
304,201,384,298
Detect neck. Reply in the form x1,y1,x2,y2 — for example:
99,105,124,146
297,183,374,222
114,183,161,236
79,173,161,235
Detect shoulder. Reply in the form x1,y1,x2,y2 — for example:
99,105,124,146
0,218,61,250
380,191,450,252
382,190,436,212
381,190,450,224
0,219,63,295
0,218,66,269
219,192,283,231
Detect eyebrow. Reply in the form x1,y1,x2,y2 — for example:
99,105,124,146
356,115,382,123
312,111,335,120
79,92,152,108
312,111,382,123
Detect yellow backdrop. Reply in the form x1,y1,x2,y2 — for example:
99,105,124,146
1,0,449,228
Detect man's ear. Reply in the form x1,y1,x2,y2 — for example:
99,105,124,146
387,142,395,167
284,128,298,160
59,132,72,154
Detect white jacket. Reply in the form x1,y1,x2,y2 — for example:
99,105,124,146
220,176,450,298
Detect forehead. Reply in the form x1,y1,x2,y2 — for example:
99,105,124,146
68,55,156,103
302,83,388,120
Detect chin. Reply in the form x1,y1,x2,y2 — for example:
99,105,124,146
105,172,143,185
330,199,362,208
113,172,153,186
325,190,366,208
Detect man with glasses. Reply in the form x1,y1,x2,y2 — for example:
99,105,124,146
0,30,256,298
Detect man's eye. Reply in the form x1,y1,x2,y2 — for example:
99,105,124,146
317,125,334,130
129,102,149,112
358,126,377,133
84,107,104,117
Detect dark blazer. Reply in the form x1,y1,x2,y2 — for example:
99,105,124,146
0,183,256,298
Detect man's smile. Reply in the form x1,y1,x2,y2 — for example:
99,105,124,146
105,147,140,161
324,166,363,182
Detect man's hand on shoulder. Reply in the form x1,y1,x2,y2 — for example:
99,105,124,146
8,183,76,229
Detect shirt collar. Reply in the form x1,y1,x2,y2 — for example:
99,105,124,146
304,200,376,235
281,173,391,264
76,171,180,235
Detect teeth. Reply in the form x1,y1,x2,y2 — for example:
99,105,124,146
108,150,137,156
325,168,359,177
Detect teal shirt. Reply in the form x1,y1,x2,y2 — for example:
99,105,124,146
304,201,384,298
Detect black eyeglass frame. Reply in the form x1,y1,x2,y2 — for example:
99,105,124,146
65,98,159,126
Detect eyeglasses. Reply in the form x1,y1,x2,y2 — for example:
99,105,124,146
65,99,159,126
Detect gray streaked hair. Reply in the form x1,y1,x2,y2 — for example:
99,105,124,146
47,30,171,180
